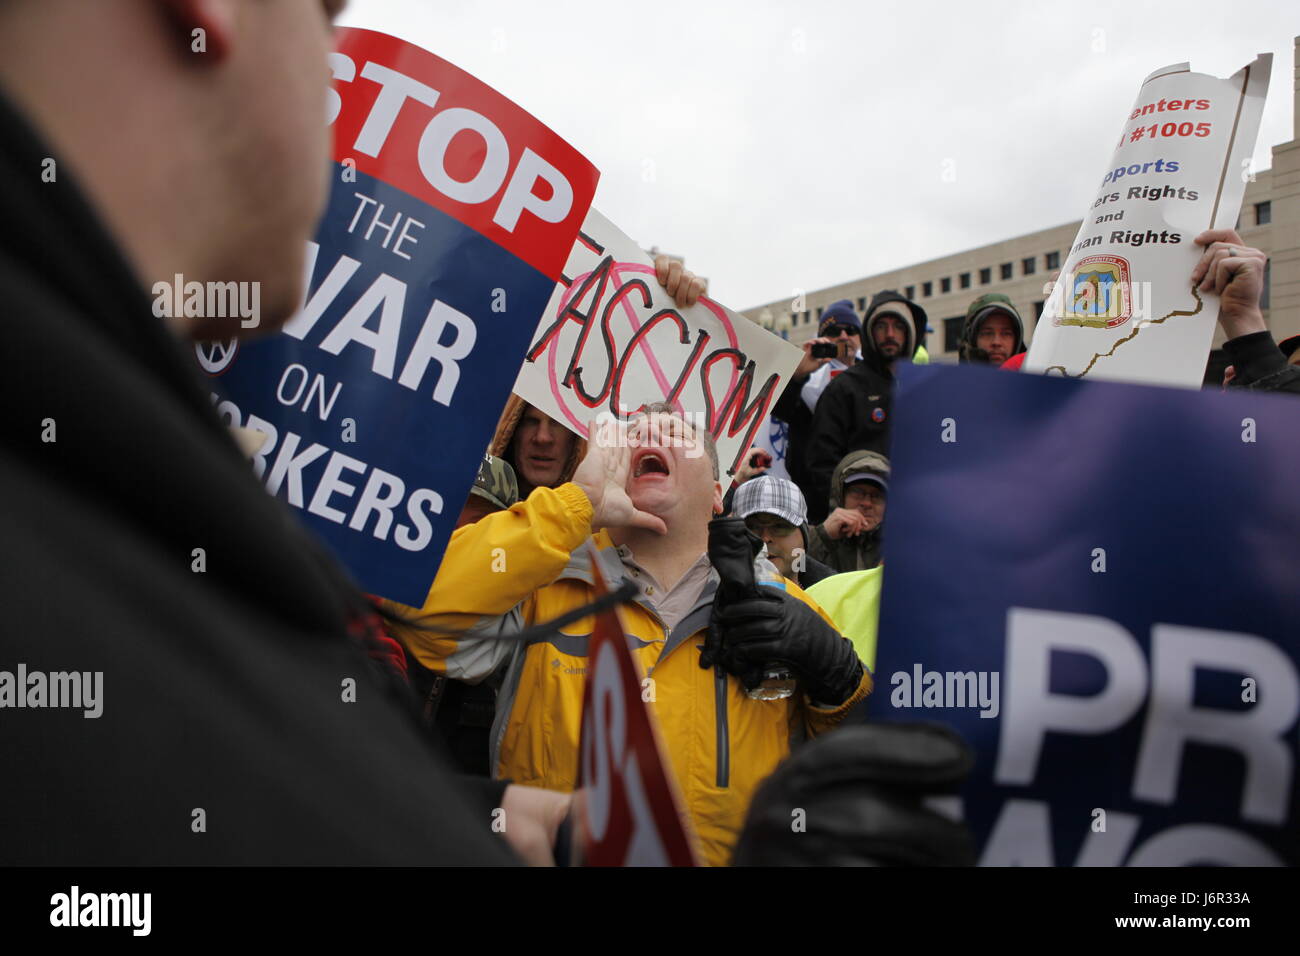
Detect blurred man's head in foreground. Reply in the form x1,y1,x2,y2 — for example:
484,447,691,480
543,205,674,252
0,0,348,338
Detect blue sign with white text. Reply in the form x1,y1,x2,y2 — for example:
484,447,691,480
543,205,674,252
870,363,1300,866
200,167,556,606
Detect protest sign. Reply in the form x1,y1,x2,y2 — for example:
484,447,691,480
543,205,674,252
513,208,803,479
870,363,1299,866
571,553,700,866
1025,54,1271,388
752,416,792,482
196,29,598,605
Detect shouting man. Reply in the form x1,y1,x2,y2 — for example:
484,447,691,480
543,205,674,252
396,404,871,865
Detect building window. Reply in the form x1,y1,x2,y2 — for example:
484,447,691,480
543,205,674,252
960,272,971,289
941,277,952,294
905,285,915,300
1046,251,1060,270
858,296,867,312
979,267,991,285
1256,201,1271,226
806,311,813,324
922,281,933,297
1034,301,1045,320
1261,259,1271,310
791,312,798,327
816,306,823,322
1022,257,1036,275
943,316,964,353
1000,262,1013,281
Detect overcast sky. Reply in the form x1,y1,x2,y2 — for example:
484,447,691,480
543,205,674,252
340,0,1300,311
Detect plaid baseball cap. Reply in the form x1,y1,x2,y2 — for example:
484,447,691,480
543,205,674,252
470,455,519,511
733,475,808,527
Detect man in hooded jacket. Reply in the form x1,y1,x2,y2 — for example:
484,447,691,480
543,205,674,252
490,395,589,497
958,292,1028,367
805,291,927,522
808,449,888,573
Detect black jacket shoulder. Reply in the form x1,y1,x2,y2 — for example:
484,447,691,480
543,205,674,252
804,362,893,520
0,88,514,865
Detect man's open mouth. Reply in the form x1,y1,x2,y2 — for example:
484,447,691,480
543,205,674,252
632,449,670,479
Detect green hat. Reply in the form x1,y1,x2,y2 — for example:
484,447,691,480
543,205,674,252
470,455,519,511
960,293,1025,363
964,292,1020,325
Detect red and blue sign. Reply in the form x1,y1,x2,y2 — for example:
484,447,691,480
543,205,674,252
870,363,1299,866
202,29,598,605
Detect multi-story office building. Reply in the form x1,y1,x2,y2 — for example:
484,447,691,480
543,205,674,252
743,37,1300,370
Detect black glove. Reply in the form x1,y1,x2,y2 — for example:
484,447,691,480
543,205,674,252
700,516,763,683
710,587,864,705
706,515,763,603
732,722,977,866
702,516,863,704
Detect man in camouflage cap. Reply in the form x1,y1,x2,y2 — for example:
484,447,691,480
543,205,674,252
460,454,520,528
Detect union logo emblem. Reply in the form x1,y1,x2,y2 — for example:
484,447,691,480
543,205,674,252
1058,255,1132,329
194,338,239,376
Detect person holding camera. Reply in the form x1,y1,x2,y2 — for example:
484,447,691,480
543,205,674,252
769,300,863,520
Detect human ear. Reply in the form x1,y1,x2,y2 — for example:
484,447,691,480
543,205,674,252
157,0,236,61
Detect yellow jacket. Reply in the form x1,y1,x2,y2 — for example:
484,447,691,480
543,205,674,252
386,483,873,866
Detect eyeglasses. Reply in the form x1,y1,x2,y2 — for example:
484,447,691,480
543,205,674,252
845,485,885,503
744,515,798,537
824,325,860,338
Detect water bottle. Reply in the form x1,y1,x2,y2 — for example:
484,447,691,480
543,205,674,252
750,546,797,701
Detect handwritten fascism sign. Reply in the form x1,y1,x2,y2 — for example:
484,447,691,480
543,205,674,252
1025,54,1270,388
571,554,700,867
870,363,1300,866
196,29,598,605
512,209,803,479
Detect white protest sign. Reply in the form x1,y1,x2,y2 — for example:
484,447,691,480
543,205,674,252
513,208,802,479
1025,54,1271,388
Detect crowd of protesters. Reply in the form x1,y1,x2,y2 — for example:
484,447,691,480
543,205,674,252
4,0,1298,870
381,225,1296,865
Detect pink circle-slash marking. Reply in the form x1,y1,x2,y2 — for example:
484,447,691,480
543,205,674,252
543,262,741,437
